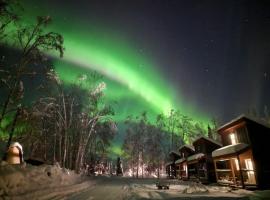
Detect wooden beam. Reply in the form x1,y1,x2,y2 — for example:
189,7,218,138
230,158,236,185
214,159,218,182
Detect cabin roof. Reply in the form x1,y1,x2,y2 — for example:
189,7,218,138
178,144,195,152
169,150,181,157
165,161,173,166
187,153,205,162
218,114,270,132
212,143,250,158
175,158,186,164
193,136,222,147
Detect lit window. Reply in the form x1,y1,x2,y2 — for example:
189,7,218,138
233,158,239,170
245,158,256,184
230,133,237,144
183,163,187,172
245,159,254,170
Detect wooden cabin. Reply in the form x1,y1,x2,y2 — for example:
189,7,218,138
166,151,181,178
212,115,270,189
187,136,222,183
175,145,195,180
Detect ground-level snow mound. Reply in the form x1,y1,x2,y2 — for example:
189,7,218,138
0,162,83,197
182,182,209,194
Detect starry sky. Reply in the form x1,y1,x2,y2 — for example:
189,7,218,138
20,0,270,124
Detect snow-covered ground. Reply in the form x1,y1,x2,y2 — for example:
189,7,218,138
125,178,251,200
1,164,270,200
0,162,94,200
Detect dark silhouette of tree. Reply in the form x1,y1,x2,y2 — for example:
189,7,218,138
207,125,213,139
116,157,123,176
28,72,114,172
0,1,63,156
0,1,115,173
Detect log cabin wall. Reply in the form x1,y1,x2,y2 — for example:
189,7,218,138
245,120,270,189
193,139,221,156
180,161,188,179
168,152,181,178
192,138,221,183
238,148,256,186
217,116,270,189
204,140,222,182
220,121,249,146
193,140,204,154
179,147,194,158
178,146,194,180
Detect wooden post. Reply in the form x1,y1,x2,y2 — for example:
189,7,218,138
214,159,218,182
230,158,236,185
196,161,199,181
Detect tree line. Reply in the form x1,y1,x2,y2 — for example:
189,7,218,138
121,110,214,178
0,0,116,172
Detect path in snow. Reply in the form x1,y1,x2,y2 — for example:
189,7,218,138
63,177,251,200
66,176,131,200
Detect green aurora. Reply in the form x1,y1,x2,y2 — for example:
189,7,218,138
51,29,209,123
5,2,212,155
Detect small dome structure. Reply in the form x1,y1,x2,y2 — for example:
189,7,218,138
6,142,23,164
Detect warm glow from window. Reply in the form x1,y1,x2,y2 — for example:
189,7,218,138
245,159,254,170
183,164,187,172
245,158,256,184
234,158,239,170
230,133,237,144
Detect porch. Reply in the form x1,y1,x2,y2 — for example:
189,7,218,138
187,153,207,182
175,158,188,180
212,143,257,188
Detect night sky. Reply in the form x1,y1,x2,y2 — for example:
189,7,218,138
21,0,270,125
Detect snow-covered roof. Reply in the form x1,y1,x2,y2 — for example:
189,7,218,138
165,161,173,166
212,143,250,158
187,153,205,162
10,142,23,154
175,158,186,164
169,150,181,157
179,144,195,152
218,114,270,131
193,136,222,147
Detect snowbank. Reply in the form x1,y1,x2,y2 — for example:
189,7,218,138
0,161,86,198
182,182,209,194
129,179,251,200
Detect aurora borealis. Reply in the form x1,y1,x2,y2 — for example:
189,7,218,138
2,0,270,156
19,0,210,124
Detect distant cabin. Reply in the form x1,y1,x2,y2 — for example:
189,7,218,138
165,151,181,178
212,115,270,189
187,136,222,183
175,145,195,180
